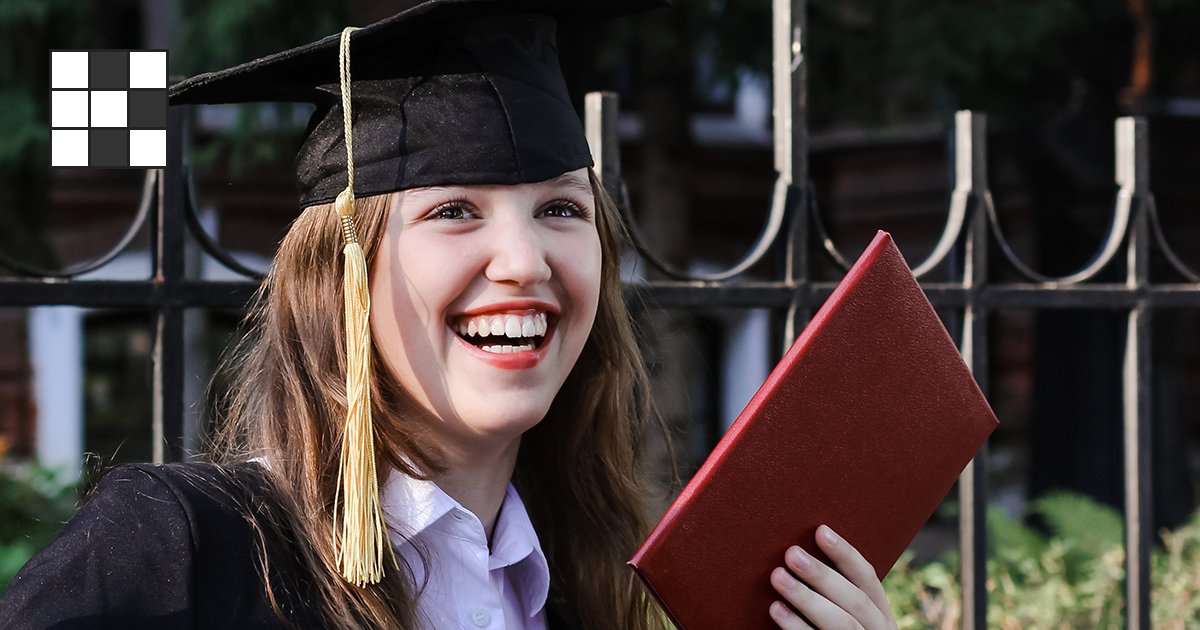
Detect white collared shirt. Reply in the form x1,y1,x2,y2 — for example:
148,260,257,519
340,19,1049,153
381,471,550,630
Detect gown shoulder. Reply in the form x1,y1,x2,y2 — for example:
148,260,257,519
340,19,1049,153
0,462,319,629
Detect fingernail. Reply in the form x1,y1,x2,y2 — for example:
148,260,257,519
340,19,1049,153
787,546,812,570
821,525,839,546
773,566,799,588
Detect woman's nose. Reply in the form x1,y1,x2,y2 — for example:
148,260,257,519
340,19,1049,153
483,218,552,286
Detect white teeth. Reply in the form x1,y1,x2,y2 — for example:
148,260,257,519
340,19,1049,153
455,312,551,339
481,344,535,354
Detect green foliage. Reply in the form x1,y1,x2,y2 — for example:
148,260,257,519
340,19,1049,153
172,0,345,176
173,0,344,75
0,0,93,171
885,553,962,628
691,0,772,88
1154,514,1200,625
1031,491,1125,576
884,492,1200,628
0,461,79,593
689,0,1200,128
0,92,43,174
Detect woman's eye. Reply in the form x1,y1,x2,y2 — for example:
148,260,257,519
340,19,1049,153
430,202,474,220
540,201,586,219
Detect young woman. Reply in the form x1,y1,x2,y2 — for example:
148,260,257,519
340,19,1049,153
1,2,896,629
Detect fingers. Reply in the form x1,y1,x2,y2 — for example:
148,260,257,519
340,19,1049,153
769,526,898,629
769,598,815,629
770,566,855,629
774,546,879,629
814,525,892,620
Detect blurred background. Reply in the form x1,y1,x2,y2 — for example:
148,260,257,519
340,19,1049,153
1,0,1199,624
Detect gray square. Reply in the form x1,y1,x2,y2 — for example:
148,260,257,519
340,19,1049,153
89,128,129,167
128,90,166,129
89,51,128,90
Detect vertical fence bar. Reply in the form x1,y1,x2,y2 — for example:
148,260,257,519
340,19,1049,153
782,186,809,351
1118,116,1152,630
775,0,808,349
152,106,186,464
772,0,806,189
585,92,622,201
954,111,990,630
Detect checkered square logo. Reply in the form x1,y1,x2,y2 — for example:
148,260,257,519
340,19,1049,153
49,49,168,168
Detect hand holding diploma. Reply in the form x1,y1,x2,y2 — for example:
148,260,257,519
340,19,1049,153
629,233,997,629
769,525,898,630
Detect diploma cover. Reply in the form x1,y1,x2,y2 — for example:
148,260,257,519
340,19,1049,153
629,231,998,629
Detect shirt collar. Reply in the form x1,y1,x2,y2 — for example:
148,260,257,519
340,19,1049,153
380,470,551,617
380,469,458,538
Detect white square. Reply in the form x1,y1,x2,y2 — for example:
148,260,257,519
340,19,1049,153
90,91,127,127
51,129,89,166
129,129,165,167
51,90,89,127
129,51,166,89
51,51,88,89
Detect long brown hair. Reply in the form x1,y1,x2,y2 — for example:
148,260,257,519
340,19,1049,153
210,170,668,629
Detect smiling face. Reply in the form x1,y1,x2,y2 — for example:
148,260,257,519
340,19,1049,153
369,168,601,452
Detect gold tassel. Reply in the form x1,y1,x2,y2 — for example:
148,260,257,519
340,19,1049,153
331,25,387,587
334,188,385,587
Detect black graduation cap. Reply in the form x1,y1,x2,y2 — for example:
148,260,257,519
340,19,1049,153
169,0,668,207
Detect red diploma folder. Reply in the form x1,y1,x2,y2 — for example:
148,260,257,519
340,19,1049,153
629,231,998,629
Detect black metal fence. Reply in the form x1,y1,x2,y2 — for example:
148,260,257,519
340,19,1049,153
1,1,1197,627
593,98,1199,628
584,5,1192,627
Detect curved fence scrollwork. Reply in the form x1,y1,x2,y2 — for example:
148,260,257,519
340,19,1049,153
181,165,267,280
980,116,1133,286
0,169,156,279
1146,195,1200,283
0,162,270,282
612,175,791,282
586,92,793,284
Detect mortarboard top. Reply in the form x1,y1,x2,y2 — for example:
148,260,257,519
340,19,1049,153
169,0,669,208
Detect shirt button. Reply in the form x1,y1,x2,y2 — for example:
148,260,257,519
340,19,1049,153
470,609,491,627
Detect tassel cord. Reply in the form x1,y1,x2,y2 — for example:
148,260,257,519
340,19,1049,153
331,25,389,587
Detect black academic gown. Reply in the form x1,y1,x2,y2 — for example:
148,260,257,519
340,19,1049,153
0,463,581,630
0,463,322,629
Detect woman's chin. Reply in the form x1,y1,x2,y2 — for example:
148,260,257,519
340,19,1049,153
445,399,552,442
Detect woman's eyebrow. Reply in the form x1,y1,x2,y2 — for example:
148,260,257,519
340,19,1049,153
404,186,456,199
403,176,592,200
547,174,594,199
